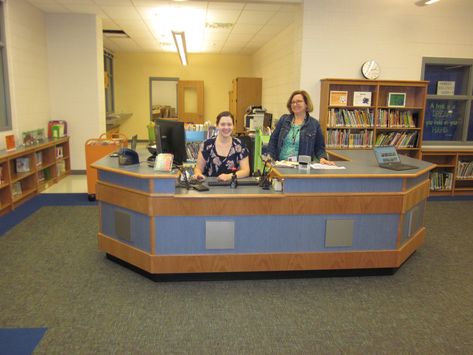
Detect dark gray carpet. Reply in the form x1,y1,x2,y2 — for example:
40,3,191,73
0,202,472,354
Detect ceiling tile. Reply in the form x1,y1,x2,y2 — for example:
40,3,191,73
28,3,69,12
101,17,120,30
100,6,141,20
243,3,281,12
231,23,263,35
207,2,245,11
205,9,241,24
94,0,132,5
226,33,252,42
237,10,275,24
55,0,95,4
63,4,107,17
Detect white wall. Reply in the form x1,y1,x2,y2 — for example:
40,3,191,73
300,0,473,116
252,10,303,122
0,0,50,150
46,13,105,170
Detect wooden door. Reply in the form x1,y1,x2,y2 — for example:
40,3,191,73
177,80,204,123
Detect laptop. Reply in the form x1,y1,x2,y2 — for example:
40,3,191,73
373,146,418,171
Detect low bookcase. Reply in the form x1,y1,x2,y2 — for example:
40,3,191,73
0,137,70,215
421,147,473,196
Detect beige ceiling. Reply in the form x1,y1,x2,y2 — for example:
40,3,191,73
26,0,302,54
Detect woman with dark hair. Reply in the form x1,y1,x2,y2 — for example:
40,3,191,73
268,90,335,165
193,111,250,181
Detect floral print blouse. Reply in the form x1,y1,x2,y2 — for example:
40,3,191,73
200,137,249,177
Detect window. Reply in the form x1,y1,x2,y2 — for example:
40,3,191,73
421,57,473,144
104,51,114,114
0,0,11,132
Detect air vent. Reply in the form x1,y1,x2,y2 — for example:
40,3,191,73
103,29,129,38
205,22,233,29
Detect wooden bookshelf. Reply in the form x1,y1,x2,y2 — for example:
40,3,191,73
0,137,70,215
320,79,428,159
421,147,473,196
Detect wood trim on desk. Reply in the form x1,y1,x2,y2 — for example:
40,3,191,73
97,229,424,274
90,163,179,180
97,179,430,217
272,166,434,179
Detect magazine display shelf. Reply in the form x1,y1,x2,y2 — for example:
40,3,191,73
0,137,70,215
421,147,473,196
320,79,428,159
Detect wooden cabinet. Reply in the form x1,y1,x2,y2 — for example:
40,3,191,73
320,79,428,159
0,137,70,215
422,148,473,196
229,77,262,133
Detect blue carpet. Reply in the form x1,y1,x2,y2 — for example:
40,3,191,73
0,328,47,355
0,193,96,237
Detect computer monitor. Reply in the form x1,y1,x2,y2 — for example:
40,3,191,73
154,118,187,165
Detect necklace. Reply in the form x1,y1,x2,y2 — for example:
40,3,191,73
291,123,301,144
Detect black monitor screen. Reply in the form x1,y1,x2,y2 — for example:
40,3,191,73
154,118,187,165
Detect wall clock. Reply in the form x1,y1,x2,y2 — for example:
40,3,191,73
361,60,380,80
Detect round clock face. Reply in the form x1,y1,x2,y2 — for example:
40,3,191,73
361,60,380,80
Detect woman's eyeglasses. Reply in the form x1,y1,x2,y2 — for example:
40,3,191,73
291,100,305,105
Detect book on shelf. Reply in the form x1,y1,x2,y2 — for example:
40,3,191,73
35,151,43,166
375,131,418,148
56,146,64,159
56,160,66,176
16,157,30,173
0,166,3,184
378,110,416,128
353,92,372,107
5,134,16,151
430,171,453,191
328,108,374,127
38,169,45,182
457,161,473,178
327,129,373,148
185,142,201,161
329,91,348,106
12,181,22,196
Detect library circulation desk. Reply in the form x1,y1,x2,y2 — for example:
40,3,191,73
93,150,434,277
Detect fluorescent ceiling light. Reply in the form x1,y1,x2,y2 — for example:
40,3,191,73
149,6,205,52
415,0,440,6
172,31,188,66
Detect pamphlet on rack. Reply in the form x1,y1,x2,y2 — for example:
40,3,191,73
310,163,346,170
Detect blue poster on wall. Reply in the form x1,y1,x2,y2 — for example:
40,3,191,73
423,100,461,141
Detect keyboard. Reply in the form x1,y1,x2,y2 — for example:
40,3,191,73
207,177,260,187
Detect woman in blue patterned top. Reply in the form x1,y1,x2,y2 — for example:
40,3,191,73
193,111,250,181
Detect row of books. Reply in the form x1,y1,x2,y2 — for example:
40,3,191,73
327,109,374,128
378,110,416,128
430,171,453,191
185,142,201,161
374,131,418,148
457,161,473,178
326,129,373,148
